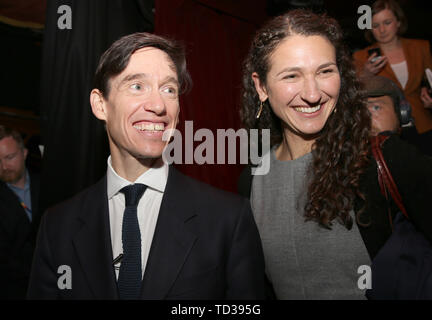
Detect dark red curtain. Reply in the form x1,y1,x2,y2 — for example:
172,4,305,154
154,0,267,193
0,0,46,26
38,0,153,211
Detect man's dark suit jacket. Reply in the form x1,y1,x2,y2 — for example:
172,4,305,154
27,166,265,299
0,172,40,299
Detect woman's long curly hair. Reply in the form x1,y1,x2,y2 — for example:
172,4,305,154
241,9,371,229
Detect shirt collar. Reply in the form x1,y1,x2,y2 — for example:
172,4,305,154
106,156,169,200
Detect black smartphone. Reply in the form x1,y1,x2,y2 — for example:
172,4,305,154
368,47,382,62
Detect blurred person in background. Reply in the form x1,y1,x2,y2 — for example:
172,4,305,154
362,75,432,154
353,0,432,155
0,125,40,299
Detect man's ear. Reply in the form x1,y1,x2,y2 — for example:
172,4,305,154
252,72,268,102
23,148,28,160
90,89,108,121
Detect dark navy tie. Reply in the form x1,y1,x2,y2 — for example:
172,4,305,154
118,183,147,300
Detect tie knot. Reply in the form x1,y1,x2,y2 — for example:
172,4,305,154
120,184,147,207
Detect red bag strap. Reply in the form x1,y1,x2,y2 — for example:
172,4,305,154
370,135,409,220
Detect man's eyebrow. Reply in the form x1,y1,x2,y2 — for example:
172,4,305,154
317,62,337,70
118,73,179,87
118,73,147,86
367,97,386,103
161,76,179,86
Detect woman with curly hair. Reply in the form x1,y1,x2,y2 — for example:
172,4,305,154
238,9,432,299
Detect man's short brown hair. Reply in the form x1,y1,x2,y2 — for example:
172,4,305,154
0,125,25,149
93,32,192,99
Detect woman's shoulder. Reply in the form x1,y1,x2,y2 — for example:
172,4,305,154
237,147,275,198
401,38,430,50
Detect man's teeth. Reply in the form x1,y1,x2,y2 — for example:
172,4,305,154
133,123,165,131
294,104,321,113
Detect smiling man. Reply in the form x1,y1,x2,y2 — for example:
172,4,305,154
27,33,265,300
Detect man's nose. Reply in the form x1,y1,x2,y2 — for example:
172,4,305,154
300,77,321,104
144,89,166,115
0,161,7,171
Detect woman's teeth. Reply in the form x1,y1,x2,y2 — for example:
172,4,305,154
294,104,321,113
133,123,165,131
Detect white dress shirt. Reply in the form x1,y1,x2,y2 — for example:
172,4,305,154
391,60,408,89
106,156,168,279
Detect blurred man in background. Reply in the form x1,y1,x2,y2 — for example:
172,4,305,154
364,75,406,136
0,125,40,299
363,75,431,156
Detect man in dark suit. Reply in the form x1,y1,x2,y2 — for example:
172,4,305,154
27,33,265,299
0,126,40,299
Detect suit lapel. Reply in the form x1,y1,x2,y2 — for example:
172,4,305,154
400,38,415,92
381,55,400,88
380,38,413,91
72,176,118,299
140,166,197,299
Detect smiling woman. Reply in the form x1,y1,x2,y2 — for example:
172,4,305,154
251,34,341,156
238,9,432,300
241,9,370,229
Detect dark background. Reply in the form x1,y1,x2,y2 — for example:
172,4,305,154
1,0,431,211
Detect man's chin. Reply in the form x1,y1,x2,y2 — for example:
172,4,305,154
136,157,164,168
133,149,164,162
134,148,164,159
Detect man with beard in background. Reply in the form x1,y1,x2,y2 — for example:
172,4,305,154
0,125,40,299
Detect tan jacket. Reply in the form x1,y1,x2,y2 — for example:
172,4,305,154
353,38,432,134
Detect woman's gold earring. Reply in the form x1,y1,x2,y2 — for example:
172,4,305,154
256,101,264,119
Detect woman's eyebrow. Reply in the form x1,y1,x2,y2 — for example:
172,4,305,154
276,67,301,76
275,62,337,76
